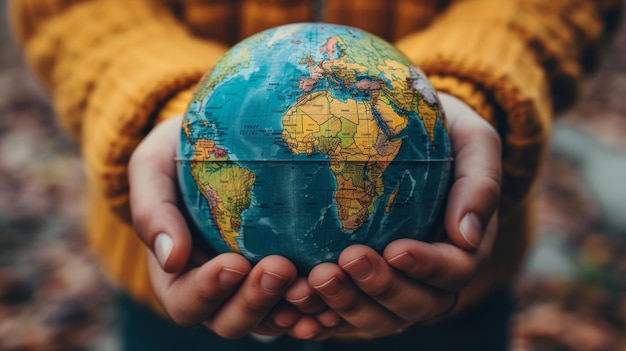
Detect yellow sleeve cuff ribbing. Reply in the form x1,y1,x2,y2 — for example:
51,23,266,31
12,0,228,221
80,34,226,220
395,0,554,212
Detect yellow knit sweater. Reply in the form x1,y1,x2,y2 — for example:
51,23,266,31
9,0,621,316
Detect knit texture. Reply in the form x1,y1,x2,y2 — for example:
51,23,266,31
10,0,620,317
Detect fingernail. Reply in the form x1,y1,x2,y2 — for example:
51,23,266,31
285,294,310,305
314,277,342,298
260,271,289,293
342,256,372,280
218,268,246,287
387,252,416,270
460,213,482,248
316,309,341,328
154,233,173,268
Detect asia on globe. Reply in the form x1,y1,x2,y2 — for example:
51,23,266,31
177,23,453,273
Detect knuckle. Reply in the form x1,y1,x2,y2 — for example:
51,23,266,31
240,293,273,317
481,175,502,203
407,245,446,282
167,306,198,327
131,205,151,224
427,245,448,278
196,288,229,308
130,207,154,240
332,295,361,315
365,279,397,301
128,146,148,172
450,253,480,289
483,121,502,147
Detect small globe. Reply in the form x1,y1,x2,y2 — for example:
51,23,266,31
177,23,453,273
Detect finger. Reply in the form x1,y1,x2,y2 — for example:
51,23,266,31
284,278,343,328
308,262,407,338
251,303,297,337
288,315,344,340
439,93,502,250
204,255,297,340
268,301,301,329
384,213,499,291
149,252,251,326
314,308,342,328
285,277,329,314
289,315,325,339
129,116,191,272
338,245,459,323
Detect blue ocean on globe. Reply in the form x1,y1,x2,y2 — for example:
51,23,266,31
177,23,453,273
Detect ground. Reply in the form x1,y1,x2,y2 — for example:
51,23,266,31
1,6,626,351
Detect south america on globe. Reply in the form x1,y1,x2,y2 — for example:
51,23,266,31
177,23,453,273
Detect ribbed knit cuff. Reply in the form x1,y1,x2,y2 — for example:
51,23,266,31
80,35,227,221
427,75,496,128
11,0,228,222
395,3,554,211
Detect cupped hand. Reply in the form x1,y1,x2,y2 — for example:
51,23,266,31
285,92,503,339
128,116,302,339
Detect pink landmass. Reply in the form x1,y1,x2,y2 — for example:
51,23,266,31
320,37,339,58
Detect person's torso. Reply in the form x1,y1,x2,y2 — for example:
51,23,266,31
166,0,449,45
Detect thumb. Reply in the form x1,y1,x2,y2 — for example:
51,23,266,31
129,115,192,272
439,93,502,250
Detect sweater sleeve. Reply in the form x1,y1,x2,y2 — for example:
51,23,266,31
394,0,621,311
395,0,621,213
9,0,228,220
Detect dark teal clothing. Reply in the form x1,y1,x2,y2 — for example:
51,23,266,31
119,288,513,351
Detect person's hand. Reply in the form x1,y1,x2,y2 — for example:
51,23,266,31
128,116,303,339
283,92,502,339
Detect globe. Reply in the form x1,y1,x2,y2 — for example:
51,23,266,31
177,23,453,273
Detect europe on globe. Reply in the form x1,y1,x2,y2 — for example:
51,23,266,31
177,23,453,273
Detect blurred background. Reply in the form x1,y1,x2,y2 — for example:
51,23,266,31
1,4,626,351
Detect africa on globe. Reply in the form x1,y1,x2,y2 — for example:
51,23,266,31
177,23,453,273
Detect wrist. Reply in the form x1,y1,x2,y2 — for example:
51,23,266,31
430,76,498,130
